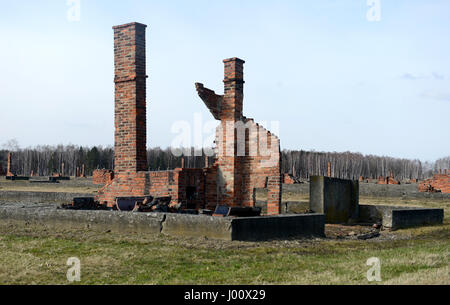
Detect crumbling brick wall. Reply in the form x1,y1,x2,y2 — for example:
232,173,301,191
196,58,282,215
419,170,450,194
377,176,400,185
283,173,296,184
175,168,206,209
98,23,281,214
93,169,114,185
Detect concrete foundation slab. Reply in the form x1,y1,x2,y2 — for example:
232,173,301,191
6,176,30,181
359,205,443,230
0,206,164,234
0,191,91,203
0,205,325,241
230,214,325,241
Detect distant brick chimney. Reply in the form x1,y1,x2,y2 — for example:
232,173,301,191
7,153,12,176
113,22,148,173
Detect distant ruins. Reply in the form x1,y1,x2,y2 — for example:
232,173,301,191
377,175,400,185
6,153,13,177
0,21,444,242
419,169,450,194
96,22,282,214
374,171,400,185
282,174,296,184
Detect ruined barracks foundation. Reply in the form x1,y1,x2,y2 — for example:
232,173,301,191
96,22,282,214
0,22,444,241
419,169,450,194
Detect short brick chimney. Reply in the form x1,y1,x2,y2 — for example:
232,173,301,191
222,58,245,121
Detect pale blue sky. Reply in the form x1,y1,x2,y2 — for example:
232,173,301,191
0,0,449,162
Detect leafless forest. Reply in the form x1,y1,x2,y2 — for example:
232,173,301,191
1,141,448,180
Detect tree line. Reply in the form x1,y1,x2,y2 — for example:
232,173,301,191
0,145,210,177
281,150,436,181
0,144,447,180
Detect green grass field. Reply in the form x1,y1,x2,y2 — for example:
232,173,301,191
0,195,448,285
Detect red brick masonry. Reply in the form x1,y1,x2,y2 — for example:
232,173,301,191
97,23,282,214
93,169,114,185
283,174,296,184
419,170,450,194
97,22,149,207
196,58,282,215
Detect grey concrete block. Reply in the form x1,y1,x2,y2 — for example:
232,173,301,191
310,176,359,224
230,214,325,241
0,191,92,203
387,208,444,230
162,213,232,240
359,204,444,230
358,204,391,223
0,206,164,234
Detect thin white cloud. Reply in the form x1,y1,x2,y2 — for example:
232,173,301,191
420,91,450,102
431,72,445,80
400,72,445,80
400,73,421,80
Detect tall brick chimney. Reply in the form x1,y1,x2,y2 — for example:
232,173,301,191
113,22,148,173
7,153,12,175
223,58,245,120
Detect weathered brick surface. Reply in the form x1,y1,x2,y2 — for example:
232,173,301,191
419,171,450,194
98,23,209,209
113,22,147,173
283,173,296,184
97,22,148,206
98,24,281,214
197,58,282,215
96,168,206,208
93,169,114,185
